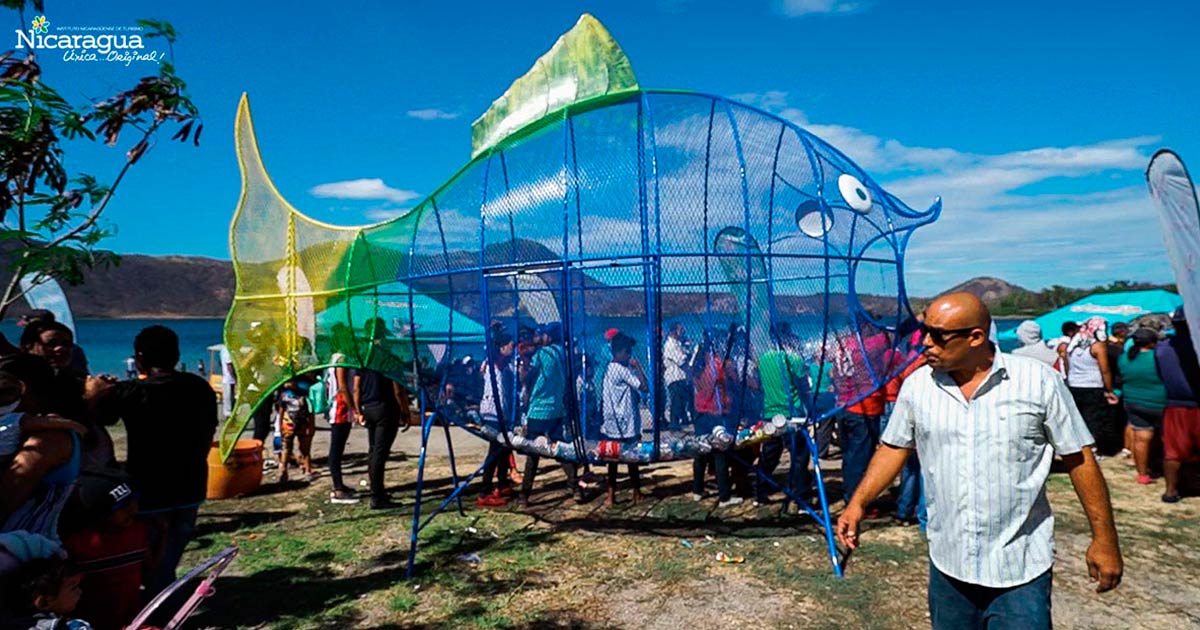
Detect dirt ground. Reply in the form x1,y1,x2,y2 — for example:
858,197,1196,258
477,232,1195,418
168,424,1200,629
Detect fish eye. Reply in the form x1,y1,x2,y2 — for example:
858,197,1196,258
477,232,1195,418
837,174,873,213
795,201,834,238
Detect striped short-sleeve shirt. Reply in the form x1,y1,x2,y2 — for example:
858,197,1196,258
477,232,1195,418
881,351,1093,588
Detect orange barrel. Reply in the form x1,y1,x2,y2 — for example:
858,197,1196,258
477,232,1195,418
206,439,263,499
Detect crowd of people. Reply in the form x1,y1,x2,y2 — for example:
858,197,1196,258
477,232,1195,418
1012,307,1199,503
239,316,885,516
4,297,1184,628
839,293,1122,629
0,312,216,630
250,301,1200,524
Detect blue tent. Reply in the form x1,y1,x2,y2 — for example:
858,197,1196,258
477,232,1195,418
316,290,486,343
998,289,1181,341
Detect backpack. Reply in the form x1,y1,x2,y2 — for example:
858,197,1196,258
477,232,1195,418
307,377,330,415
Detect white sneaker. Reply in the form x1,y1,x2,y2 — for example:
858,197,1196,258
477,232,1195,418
262,459,279,471
330,489,360,504
691,493,704,502
718,497,744,508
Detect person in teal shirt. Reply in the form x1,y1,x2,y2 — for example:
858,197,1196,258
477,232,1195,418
1119,328,1168,484
519,322,582,505
524,328,567,424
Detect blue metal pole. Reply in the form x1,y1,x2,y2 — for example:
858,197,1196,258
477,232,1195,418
805,424,844,577
405,391,434,579
420,459,489,531
441,420,465,517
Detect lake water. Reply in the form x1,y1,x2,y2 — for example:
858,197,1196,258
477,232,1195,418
0,316,1022,377
0,318,226,376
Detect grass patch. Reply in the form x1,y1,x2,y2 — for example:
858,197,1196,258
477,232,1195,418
388,592,419,612
177,455,1200,629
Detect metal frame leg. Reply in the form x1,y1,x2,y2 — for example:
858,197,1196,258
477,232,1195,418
442,420,465,517
804,426,844,577
405,401,436,579
405,406,497,579
734,427,843,578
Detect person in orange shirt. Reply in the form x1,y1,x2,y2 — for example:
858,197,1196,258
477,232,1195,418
834,331,889,515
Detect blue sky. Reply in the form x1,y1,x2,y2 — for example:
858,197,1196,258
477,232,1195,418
25,0,1197,296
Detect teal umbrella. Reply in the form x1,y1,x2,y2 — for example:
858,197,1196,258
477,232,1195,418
998,289,1182,341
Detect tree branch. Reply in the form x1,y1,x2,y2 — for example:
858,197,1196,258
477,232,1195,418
44,119,162,250
0,251,28,320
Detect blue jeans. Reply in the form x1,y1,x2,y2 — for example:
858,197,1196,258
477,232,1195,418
756,432,813,503
896,453,923,521
526,416,565,442
838,412,880,502
918,481,928,532
881,406,923,521
142,505,201,600
928,563,1052,630
693,413,733,501
667,380,691,430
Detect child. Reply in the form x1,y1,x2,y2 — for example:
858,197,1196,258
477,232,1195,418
0,372,86,468
0,362,88,542
1,556,93,629
60,470,149,630
577,358,601,442
600,332,647,506
691,331,739,507
274,379,315,483
477,332,515,508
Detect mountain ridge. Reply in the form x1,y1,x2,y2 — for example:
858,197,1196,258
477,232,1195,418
1,254,1163,320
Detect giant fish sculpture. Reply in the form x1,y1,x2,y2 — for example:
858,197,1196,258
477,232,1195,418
219,14,941,465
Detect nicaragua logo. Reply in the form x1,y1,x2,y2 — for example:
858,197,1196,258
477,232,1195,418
14,15,164,65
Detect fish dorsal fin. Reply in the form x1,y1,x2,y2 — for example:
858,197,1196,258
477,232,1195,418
470,13,638,158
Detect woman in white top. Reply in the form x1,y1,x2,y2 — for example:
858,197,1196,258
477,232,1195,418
601,332,648,506
1065,316,1121,454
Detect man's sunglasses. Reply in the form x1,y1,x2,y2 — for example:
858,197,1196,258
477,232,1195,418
920,323,979,345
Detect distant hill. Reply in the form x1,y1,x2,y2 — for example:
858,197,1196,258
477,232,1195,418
909,276,1032,313
925,277,1176,318
6,255,234,319
944,276,1031,306
0,251,1169,322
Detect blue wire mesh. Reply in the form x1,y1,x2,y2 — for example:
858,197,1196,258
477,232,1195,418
349,89,938,465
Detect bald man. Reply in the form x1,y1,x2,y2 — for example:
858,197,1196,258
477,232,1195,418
836,293,1122,629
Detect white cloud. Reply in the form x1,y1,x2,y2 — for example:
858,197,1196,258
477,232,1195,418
734,90,1168,294
901,186,1171,294
309,178,420,204
773,0,870,18
735,91,968,172
482,171,565,219
406,108,459,121
364,208,413,221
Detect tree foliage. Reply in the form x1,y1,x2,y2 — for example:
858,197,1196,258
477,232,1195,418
0,2,201,318
991,280,1177,317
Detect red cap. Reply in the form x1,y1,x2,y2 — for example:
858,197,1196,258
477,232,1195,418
604,328,619,341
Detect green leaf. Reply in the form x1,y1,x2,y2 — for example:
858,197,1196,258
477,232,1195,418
0,229,37,241
136,19,177,43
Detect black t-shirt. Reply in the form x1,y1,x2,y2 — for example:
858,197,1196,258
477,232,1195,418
357,368,397,409
96,372,217,511
47,367,115,470
1106,341,1124,388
